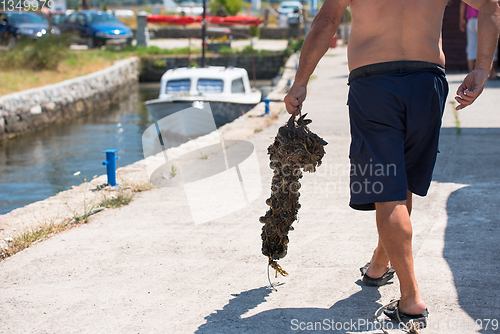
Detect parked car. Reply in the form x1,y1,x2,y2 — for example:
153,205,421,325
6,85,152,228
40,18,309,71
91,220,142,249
277,1,303,26
60,10,133,49
277,1,303,15
0,11,60,47
50,12,67,26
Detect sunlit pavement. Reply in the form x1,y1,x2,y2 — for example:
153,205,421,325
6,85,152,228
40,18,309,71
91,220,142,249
1,47,499,333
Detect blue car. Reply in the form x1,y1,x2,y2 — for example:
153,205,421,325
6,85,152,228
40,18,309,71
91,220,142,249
0,11,60,47
61,10,133,48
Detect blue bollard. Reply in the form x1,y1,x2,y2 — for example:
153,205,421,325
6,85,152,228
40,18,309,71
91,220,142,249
263,98,270,115
102,149,119,186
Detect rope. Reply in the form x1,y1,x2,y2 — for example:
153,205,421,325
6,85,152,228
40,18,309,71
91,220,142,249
373,299,421,334
266,263,278,292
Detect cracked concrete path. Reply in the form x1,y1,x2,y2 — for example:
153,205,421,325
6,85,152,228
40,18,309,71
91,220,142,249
1,47,499,334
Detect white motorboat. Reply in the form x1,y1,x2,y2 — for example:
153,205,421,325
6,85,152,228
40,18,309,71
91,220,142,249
145,66,261,128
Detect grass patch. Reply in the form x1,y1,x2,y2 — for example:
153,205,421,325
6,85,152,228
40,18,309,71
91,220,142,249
0,44,202,95
0,220,70,260
100,189,134,208
0,41,283,95
0,36,69,71
0,49,120,96
129,181,154,193
0,180,157,261
170,165,177,178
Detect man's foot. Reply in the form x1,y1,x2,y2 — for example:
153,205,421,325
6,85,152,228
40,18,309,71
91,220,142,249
384,300,429,329
360,262,395,286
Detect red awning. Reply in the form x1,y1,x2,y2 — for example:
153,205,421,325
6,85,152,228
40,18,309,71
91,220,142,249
146,15,262,26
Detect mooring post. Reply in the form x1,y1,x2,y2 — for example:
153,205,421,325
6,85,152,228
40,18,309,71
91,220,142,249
102,149,119,186
263,98,270,115
136,12,149,47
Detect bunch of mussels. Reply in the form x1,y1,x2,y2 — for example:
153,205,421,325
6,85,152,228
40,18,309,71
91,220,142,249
260,113,327,276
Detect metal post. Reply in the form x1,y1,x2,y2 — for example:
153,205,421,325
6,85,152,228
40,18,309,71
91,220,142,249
136,12,150,47
102,149,119,186
263,98,270,115
201,0,206,67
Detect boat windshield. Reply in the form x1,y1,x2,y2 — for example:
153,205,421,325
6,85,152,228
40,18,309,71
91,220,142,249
231,78,245,93
166,79,191,94
197,79,223,94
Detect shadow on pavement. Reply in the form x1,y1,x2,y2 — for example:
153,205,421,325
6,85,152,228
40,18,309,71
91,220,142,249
435,127,500,334
195,282,399,333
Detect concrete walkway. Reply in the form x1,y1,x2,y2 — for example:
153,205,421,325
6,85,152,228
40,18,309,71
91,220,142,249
1,47,499,334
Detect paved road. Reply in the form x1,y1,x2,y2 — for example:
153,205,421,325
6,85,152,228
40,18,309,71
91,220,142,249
1,47,499,334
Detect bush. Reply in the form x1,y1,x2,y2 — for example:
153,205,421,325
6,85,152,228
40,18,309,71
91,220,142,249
218,46,234,55
240,45,256,55
106,45,198,56
208,0,243,16
249,26,260,38
283,38,304,57
0,36,69,70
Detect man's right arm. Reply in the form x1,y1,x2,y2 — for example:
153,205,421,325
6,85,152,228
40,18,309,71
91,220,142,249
456,0,500,110
284,0,351,114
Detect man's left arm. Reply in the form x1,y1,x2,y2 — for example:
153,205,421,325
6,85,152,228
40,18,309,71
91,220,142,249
456,0,500,110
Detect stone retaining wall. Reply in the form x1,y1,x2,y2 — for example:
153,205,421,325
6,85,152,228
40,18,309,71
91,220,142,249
0,58,139,143
139,26,305,40
139,53,286,82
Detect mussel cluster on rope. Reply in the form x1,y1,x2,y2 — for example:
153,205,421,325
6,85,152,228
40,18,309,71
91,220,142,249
260,112,327,277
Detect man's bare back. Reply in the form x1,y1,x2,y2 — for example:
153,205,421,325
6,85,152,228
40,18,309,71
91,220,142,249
285,0,499,112
348,0,448,70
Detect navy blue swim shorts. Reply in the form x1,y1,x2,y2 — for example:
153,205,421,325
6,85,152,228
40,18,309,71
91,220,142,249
347,61,449,211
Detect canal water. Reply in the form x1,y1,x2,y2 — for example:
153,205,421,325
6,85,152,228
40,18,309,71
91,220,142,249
0,83,159,216
0,81,272,215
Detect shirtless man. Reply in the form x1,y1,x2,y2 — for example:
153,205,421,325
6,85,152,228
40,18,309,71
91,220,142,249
284,0,500,328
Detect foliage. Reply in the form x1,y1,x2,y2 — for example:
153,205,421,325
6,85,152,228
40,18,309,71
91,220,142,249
283,38,304,57
218,45,235,55
0,220,68,260
208,0,243,16
106,45,201,56
249,26,260,38
100,190,134,208
240,44,256,55
0,35,70,70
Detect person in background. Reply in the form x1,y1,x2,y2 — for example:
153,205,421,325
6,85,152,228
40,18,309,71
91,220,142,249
460,1,499,79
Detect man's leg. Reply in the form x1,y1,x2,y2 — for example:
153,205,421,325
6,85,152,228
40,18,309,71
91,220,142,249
375,194,427,316
365,190,412,278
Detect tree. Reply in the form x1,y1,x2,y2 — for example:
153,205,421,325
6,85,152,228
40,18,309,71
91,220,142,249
208,0,243,16
81,0,90,9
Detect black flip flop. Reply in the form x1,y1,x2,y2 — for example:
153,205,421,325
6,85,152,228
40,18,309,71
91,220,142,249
360,262,395,286
383,300,429,329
